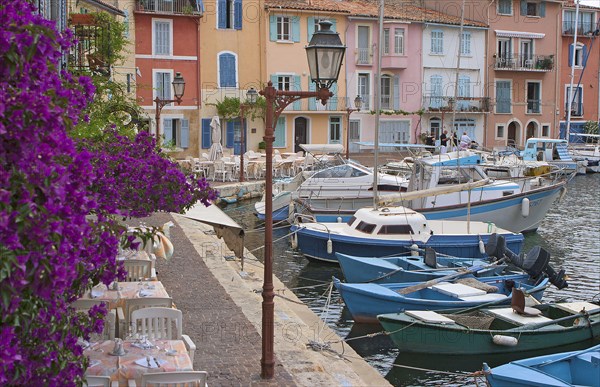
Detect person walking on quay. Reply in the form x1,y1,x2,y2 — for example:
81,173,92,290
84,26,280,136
459,131,471,150
439,130,448,154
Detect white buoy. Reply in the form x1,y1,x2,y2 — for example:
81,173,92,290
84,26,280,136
337,217,342,223
327,239,333,254
291,233,298,249
521,198,530,217
410,243,419,256
492,335,518,346
479,240,486,255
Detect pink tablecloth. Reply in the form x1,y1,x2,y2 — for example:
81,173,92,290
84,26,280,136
77,281,169,310
85,339,193,386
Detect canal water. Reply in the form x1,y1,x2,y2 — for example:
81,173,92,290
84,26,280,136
222,174,600,386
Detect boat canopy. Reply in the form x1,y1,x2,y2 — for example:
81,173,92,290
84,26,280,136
299,144,344,154
417,152,484,167
355,142,436,149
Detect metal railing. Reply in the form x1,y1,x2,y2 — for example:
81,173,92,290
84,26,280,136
494,54,554,71
356,48,372,65
136,0,202,15
562,21,596,35
68,23,113,75
527,99,541,114
422,96,490,112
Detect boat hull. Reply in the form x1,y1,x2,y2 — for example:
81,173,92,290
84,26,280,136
378,308,600,355
292,225,524,263
335,275,546,323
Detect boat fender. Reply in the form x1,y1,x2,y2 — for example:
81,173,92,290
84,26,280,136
337,217,342,223
327,238,333,254
521,198,530,217
410,244,419,257
492,335,518,347
291,233,298,249
479,240,485,255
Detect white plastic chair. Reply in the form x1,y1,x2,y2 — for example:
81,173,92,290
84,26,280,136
122,259,152,282
140,371,208,386
192,162,206,179
72,299,116,340
131,307,196,363
212,160,229,182
119,297,173,339
201,152,209,160
85,375,113,387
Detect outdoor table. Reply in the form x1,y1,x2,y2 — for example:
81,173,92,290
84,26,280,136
84,339,193,386
247,160,266,179
223,161,236,181
78,281,170,310
117,250,150,261
281,152,298,158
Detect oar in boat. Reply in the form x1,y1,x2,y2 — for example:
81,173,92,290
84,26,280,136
397,263,494,295
510,310,594,331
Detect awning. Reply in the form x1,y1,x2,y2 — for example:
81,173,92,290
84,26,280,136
177,203,244,259
495,30,545,39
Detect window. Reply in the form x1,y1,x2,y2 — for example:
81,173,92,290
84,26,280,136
521,1,545,17
153,20,171,56
329,116,342,143
155,71,172,101
383,28,390,54
218,52,237,88
566,86,583,117
430,118,442,140
498,0,512,15
569,44,586,67
163,118,190,149
496,81,511,114
270,15,300,42
357,26,370,64
274,116,286,148
526,82,541,114
496,124,505,138
217,0,242,30
497,38,512,64
429,75,443,109
461,32,471,55
358,74,370,109
380,75,391,110
355,221,376,234
542,125,550,137
563,10,595,35
394,28,404,54
520,39,534,68
278,16,291,40
380,121,410,143
457,75,471,111
276,75,292,91
377,225,413,235
431,30,443,54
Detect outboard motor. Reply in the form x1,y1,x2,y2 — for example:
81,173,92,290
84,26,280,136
485,233,568,289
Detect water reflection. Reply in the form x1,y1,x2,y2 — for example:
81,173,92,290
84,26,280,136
223,174,600,386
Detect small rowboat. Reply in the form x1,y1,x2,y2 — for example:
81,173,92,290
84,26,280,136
483,343,600,386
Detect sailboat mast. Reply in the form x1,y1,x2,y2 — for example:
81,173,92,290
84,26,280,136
450,0,467,143
566,0,580,143
373,0,384,210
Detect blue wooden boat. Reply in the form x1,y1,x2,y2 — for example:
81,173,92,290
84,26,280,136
334,273,548,323
483,344,600,386
291,206,524,263
336,250,508,284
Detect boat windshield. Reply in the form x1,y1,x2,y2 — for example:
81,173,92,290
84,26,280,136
346,216,357,226
312,165,368,179
377,225,414,235
355,221,376,234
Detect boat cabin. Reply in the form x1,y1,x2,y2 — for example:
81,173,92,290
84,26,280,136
345,207,430,236
522,138,573,163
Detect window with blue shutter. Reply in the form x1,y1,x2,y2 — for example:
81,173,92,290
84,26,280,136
154,21,170,55
155,72,172,101
219,53,236,88
307,17,316,41
392,75,400,110
308,79,316,110
582,45,588,67
226,120,234,148
269,15,278,41
163,119,173,144
457,76,471,111
291,16,300,42
217,0,227,28
539,1,545,17
520,0,527,15
201,118,212,149
431,30,443,54
328,83,338,110
293,75,301,110
496,81,511,114
180,119,189,148
274,117,286,148
234,0,242,29
430,75,443,108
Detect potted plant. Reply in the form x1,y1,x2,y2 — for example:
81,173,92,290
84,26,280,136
258,141,266,153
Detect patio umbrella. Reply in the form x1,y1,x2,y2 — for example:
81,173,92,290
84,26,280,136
208,115,223,161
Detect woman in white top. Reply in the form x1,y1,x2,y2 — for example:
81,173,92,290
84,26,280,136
459,132,471,150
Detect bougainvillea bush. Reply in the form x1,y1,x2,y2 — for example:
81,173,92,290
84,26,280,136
0,2,216,385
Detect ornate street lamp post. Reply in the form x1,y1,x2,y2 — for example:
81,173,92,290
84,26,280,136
239,88,258,182
259,20,345,379
154,72,185,145
345,95,363,159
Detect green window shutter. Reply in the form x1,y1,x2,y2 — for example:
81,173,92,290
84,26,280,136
201,118,211,149
307,16,315,41
308,79,316,110
270,74,278,88
274,117,286,148
180,119,189,148
520,0,527,16
293,75,301,110
163,119,173,144
539,1,545,17
292,16,300,42
269,15,277,41
330,19,337,32
329,83,338,110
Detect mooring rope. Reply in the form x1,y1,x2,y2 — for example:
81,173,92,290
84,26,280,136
247,227,303,253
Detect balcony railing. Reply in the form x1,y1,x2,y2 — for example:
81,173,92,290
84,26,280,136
356,48,372,65
136,0,202,15
68,19,113,75
562,21,596,35
422,96,490,113
495,54,554,71
527,99,541,114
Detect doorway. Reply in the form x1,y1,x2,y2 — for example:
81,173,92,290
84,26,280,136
507,121,520,147
294,117,308,152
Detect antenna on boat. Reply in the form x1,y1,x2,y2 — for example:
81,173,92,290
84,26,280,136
372,0,384,210
565,0,580,144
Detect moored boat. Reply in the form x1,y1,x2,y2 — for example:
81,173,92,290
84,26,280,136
377,300,600,355
483,343,600,387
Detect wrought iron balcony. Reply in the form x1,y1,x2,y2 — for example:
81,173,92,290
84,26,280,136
422,96,490,113
355,48,372,65
562,21,597,36
68,15,112,75
136,0,202,15
494,54,554,71
527,99,541,114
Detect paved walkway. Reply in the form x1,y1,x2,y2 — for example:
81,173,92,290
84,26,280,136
134,212,390,387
